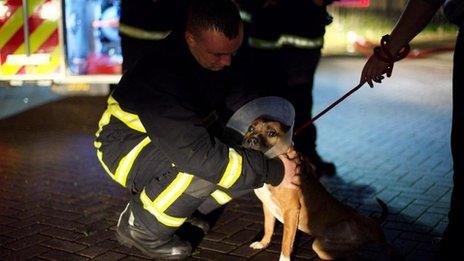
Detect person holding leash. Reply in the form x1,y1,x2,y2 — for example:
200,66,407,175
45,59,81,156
94,0,301,259
360,0,463,259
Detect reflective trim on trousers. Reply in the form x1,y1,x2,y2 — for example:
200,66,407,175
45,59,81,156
211,190,232,205
106,96,146,133
94,96,149,186
140,173,194,227
95,137,151,186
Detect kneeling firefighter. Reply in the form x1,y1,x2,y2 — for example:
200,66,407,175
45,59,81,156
94,0,301,259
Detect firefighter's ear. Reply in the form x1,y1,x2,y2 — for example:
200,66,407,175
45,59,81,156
185,31,195,47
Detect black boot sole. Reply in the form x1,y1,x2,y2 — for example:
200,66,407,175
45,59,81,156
116,230,190,260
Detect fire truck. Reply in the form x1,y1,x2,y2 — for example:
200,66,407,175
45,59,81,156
0,0,121,88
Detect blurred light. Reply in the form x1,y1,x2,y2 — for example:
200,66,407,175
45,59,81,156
0,2,9,19
6,54,50,65
335,0,370,8
68,83,90,92
23,98,29,104
346,31,358,44
40,1,60,21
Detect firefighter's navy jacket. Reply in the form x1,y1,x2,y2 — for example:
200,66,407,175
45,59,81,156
95,33,284,196
242,0,332,49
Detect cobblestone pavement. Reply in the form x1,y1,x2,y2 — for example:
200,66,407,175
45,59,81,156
0,53,453,260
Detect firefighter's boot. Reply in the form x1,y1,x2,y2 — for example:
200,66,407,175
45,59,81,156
116,204,192,260
186,210,210,234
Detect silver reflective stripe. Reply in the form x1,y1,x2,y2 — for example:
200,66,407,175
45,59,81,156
279,35,324,49
240,10,252,23
248,37,281,49
119,23,171,40
249,35,324,49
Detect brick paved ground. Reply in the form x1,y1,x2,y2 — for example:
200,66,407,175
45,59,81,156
0,53,453,260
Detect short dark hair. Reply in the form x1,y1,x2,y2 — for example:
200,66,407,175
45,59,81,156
186,0,242,39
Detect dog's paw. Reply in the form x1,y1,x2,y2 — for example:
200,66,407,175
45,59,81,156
250,241,269,249
279,253,291,261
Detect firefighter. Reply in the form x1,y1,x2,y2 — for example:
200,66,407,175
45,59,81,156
245,0,336,178
94,0,301,259
119,0,187,72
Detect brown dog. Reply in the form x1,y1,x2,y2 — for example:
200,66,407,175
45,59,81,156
243,116,394,261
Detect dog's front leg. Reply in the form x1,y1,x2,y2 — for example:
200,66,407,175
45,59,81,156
250,203,275,250
279,189,301,261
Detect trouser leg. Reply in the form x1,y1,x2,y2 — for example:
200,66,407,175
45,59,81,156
441,28,464,259
197,188,254,215
131,173,217,240
280,47,321,157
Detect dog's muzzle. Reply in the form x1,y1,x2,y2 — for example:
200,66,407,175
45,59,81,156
243,135,267,151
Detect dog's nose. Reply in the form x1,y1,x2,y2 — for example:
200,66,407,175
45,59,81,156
247,136,259,146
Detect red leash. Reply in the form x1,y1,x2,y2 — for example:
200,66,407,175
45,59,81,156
294,35,411,136
294,82,365,136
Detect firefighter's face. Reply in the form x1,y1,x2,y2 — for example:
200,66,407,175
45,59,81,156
186,26,243,71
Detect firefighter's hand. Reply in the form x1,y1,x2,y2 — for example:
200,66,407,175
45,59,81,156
360,54,390,88
278,152,301,190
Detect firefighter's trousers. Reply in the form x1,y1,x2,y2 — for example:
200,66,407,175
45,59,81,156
97,137,249,240
127,171,251,240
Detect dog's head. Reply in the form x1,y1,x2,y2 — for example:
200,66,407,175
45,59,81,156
242,115,291,153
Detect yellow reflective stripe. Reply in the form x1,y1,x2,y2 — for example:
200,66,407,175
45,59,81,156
35,45,61,74
29,20,57,51
119,23,171,40
0,7,24,49
2,6,57,74
114,137,151,186
154,173,194,212
95,137,151,187
218,148,242,189
0,0,45,49
140,189,187,227
94,96,148,187
96,145,115,179
107,96,146,133
211,190,232,205
95,108,112,138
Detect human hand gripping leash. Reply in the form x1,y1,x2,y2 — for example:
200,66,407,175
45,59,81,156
294,34,410,137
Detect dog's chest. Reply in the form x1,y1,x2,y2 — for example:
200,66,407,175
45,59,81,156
254,184,284,223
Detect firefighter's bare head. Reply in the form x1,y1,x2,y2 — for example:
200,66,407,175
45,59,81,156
185,0,243,71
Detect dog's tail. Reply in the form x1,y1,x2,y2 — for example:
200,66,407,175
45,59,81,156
369,198,389,224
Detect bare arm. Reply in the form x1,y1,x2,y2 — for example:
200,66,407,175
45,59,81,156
388,0,442,53
360,0,442,86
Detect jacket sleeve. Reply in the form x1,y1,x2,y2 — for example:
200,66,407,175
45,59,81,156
115,68,284,191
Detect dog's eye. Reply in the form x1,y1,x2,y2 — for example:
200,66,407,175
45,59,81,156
267,130,276,137
248,126,254,132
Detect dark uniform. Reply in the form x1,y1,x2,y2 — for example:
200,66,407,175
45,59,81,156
94,32,284,239
119,0,187,72
244,0,335,176
430,0,464,259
